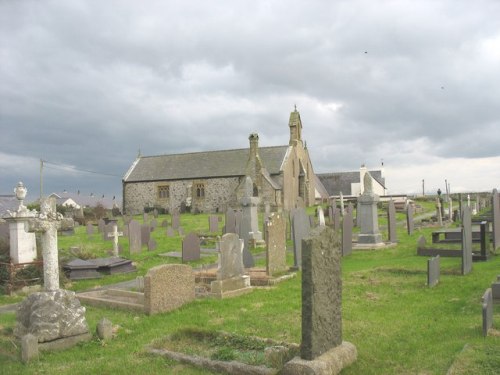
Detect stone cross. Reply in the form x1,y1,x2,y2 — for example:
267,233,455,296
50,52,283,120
26,197,73,292
107,222,123,257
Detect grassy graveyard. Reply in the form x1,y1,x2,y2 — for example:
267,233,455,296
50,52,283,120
0,201,499,374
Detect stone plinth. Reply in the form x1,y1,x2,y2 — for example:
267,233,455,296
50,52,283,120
210,275,252,299
7,218,37,264
15,289,90,344
357,193,383,245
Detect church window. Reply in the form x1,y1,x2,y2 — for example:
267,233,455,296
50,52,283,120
195,183,205,198
158,185,169,199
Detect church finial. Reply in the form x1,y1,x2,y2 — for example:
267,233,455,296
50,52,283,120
294,104,297,112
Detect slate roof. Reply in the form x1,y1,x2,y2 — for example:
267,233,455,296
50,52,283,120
123,146,290,183
317,170,386,196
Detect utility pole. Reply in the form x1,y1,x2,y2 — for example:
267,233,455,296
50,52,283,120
422,179,425,197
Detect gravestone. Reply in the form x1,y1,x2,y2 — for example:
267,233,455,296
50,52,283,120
209,215,219,233
301,226,342,359
210,233,252,298
448,198,453,221
317,206,325,226
153,208,159,218
427,255,440,287
86,223,94,236
64,259,102,280
340,192,345,216
436,198,443,226
141,224,151,248
98,219,105,233
182,232,201,262
21,333,38,363
332,207,341,231
224,209,237,234
166,227,175,237
406,204,414,235
265,212,287,276
161,219,168,227
328,206,334,225
291,208,311,269
461,206,473,275
143,213,148,223
102,222,115,241
96,318,113,340
171,212,180,230
492,189,500,252
342,209,353,256
491,275,500,301
282,225,357,374
387,199,397,243
357,172,383,245
482,288,493,336
148,239,157,251
178,226,184,236
150,219,157,231
128,220,142,254
144,264,195,315
16,197,90,347
356,202,361,227
239,176,261,268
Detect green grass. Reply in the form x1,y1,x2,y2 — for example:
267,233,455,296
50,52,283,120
1,208,499,374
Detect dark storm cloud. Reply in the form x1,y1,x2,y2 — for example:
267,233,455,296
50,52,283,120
1,0,500,197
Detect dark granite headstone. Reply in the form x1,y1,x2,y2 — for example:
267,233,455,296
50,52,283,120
128,220,141,254
141,224,151,248
427,255,440,287
291,208,311,269
388,199,397,243
461,207,472,275
482,288,493,336
182,232,200,262
301,226,342,360
406,204,414,235
342,209,353,256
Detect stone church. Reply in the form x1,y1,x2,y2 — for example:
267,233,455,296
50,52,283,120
122,108,316,214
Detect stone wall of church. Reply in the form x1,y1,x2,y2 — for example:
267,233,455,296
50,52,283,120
123,177,241,214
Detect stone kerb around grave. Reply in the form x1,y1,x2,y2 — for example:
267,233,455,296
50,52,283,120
144,264,195,315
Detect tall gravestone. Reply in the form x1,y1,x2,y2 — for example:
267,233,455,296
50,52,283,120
332,207,341,231
265,212,287,276
141,224,151,248
492,189,500,253
209,215,219,233
128,220,141,254
239,176,261,268
15,196,90,348
283,226,357,373
406,204,414,235
482,288,493,336
342,209,353,256
171,212,180,230
427,255,440,287
291,208,311,269
461,206,473,275
357,173,383,245
387,199,397,243
224,209,236,234
3,182,37,264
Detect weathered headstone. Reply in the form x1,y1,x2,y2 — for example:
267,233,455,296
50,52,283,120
161,219,168,227
210,233,251,298
86,223,94,236
239,177,262,267
427,255,440,287
150,219,157,231
143,212,148,223
340,192,345,216
153,208,159,218
97,218,105,233
491,275,500,301
406,204,414,235
317,206,325,227
342,209,353,256
182,232,201,262
357,172,383,245
144,264,195,315
224,208,237,234
332,207,341,231
148,238,157,251
265,212,287,276
171,212,180,230
96,318,113,340
461,206,473,275
436,198,443,226
166,226,175,237
301,225,342,358
291,208,311,269
482,288,493,336
387,199,397,243
128,220,141,254
209,215,219,233
141,224,151,248
21,333,38,363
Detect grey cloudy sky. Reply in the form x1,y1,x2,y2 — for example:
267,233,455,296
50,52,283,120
1,0,500,202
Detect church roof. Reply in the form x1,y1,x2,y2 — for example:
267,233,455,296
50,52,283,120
317,170,385,196
123,145,290,183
